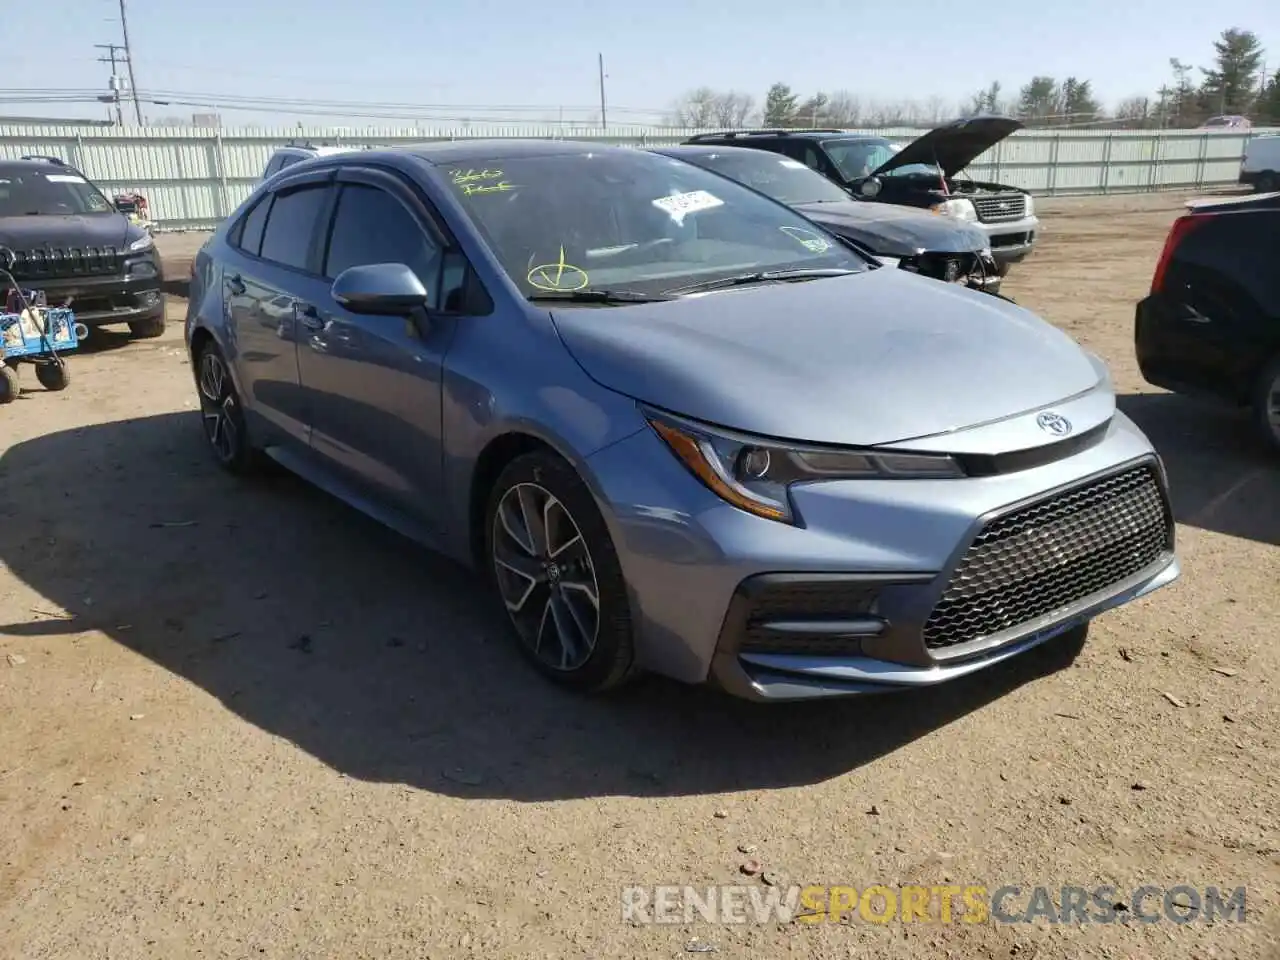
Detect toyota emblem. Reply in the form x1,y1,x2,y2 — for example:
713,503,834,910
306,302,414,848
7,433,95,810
1036,412,1072,437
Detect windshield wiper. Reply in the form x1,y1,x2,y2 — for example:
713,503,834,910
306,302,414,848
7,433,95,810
527,289,673,305
669,268,859,296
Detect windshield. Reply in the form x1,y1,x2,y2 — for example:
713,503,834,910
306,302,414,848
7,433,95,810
441,149,867,301
823,139,940,181
0,169,114,217
670,150,853,205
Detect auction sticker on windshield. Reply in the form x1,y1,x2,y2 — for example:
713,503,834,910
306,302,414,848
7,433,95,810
653,190,724,224
45,174,88,184
779,160,807,169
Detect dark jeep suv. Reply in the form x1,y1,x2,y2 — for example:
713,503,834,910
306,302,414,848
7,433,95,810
684,116,1038,276
0,156,165,338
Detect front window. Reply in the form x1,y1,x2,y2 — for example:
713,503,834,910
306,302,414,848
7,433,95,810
0,169,114,217
679,151,853,205
823,139,939,181
441,150,866,301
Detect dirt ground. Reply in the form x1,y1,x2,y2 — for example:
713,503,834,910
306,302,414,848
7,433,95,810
2,192,1278,960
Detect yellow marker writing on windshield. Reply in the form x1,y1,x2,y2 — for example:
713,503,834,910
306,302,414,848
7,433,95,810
527,245,589,291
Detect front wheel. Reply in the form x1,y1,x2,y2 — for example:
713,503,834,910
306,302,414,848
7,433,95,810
129,315,166,339
35,360,70,391
484,451,638,693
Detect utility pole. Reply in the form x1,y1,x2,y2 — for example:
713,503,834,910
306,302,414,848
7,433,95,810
95,43,126,125
597,53,607,130
118,0,143,124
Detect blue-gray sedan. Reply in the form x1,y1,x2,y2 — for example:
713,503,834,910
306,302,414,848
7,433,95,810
185,139,1180,701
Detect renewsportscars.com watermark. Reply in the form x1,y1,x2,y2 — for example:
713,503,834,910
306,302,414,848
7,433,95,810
622,884,1248,926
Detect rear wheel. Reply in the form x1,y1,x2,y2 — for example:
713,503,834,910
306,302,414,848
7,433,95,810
1253,355,1280,454
484,450,638,693
195,342,257,473
1257,171,1277,193
0,364,18,404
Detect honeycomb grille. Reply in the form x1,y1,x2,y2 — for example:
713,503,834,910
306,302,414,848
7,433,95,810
923,464,1171,651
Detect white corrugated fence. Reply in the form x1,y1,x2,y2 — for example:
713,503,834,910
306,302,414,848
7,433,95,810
0,123,1270,231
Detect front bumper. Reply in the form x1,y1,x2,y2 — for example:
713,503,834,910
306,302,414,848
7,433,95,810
586,396,1178,701
975,214,1039,265
15,272,164,327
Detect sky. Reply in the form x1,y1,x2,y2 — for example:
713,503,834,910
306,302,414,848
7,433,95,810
5,0,1279,127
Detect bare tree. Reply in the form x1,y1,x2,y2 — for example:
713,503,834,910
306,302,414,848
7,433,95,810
922,95,952,124
710,91,755,127
666,87,718,127
824,90,862,126
1114,96,1152,125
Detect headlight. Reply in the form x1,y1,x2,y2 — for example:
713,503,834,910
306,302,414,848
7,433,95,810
930,198,978,222
128,234,154,252
126,259,158,279
646,411,964,524
1023,193,1035,217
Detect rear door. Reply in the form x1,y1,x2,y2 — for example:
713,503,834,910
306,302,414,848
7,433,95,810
222,169,334,450
296,165,471,530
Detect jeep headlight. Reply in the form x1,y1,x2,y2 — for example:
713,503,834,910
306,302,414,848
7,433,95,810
930,198,978,222
1023,193,1035,217
128,234,154,253
647,410,963,524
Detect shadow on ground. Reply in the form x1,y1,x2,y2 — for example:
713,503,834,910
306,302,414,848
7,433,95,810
1119,392,1279,547
0,413,1085,800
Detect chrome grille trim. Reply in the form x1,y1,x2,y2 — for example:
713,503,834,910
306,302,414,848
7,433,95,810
973,195,1027,223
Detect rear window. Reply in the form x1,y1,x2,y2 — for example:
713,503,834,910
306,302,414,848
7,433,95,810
258,183,328,271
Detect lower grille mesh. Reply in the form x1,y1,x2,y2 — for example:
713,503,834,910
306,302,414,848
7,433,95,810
923,464,1172,651
740,581,878,656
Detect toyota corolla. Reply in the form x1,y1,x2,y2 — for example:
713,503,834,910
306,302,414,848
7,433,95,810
184,140,1179,701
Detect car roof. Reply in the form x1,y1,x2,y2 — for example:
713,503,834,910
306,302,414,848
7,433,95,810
685,130,884,144
653,143,797,159
0,158,83,174
341,139,635,166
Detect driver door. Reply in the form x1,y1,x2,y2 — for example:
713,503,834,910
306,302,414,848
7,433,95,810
295,167,462,531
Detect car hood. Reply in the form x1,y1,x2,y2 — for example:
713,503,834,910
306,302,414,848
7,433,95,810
870,115,1023,179
551,268,1100,447
793,200,989,256
0,212,132,251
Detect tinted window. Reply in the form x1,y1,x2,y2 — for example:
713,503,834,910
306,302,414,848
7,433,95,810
0,169,113,217
673,151,850,205
235,195,272,255
441,150,865,303
824,138,936,180
324,184,441,294
259,184,328,271
263,156,282,178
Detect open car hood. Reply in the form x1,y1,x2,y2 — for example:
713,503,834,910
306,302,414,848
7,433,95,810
870,115,1023,179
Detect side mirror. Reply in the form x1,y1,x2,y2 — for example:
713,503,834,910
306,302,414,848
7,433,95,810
859,177,883,199
331,263,428,316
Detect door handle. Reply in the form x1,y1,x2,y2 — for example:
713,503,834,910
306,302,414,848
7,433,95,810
227,273,245,296
294,301,323,331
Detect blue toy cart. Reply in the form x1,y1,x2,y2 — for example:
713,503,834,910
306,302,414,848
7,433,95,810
0,245,82,404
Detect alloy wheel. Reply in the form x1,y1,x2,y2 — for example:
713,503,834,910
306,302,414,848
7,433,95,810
198,350,239,463
1267,369,1280,444
491,481,601,671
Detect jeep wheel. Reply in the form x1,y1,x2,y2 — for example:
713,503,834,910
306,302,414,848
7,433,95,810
1254,355,1280,454
0,364,18,404
129,315,166,339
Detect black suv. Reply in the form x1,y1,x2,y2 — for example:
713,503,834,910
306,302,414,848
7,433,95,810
0,156,165,338
684,117,1038,276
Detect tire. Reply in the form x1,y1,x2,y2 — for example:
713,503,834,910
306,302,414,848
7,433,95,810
1252,354,1280,454
34,360,70,391
0,364,17,404
484,450,638,693
128,315,166,339
195,341,258,474
1257,172,1277,194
